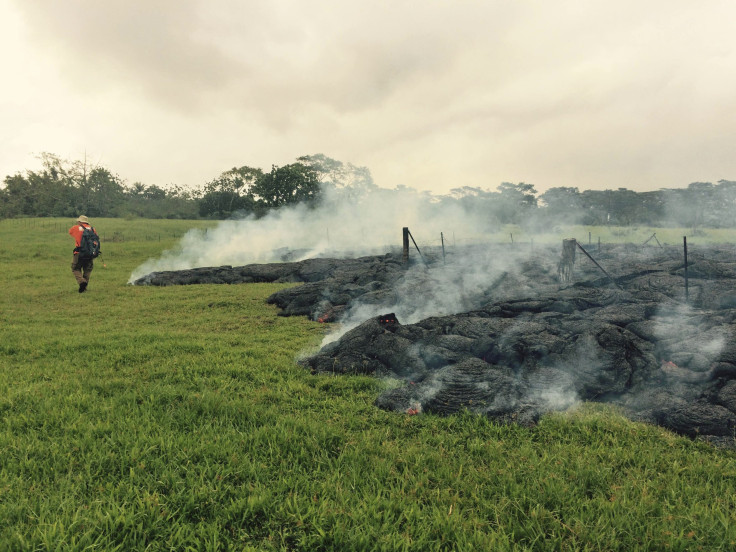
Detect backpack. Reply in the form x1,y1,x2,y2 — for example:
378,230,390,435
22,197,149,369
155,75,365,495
78,226,101,260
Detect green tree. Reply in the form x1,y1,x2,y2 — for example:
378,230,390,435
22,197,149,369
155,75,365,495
686,182,716,230
0,153,80,217
123,182,199,219
143,185,167,200
297,154,346,187
76,167,125,217
297,154,376,201
713,180,736,228
638,190,666,225
659,183,716,231
495,182,538,224
0,174,35,217
540,187,581,213
199,166,262,218
251,163,321,209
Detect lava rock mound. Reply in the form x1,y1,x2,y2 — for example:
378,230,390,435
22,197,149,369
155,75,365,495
136,243,736,445
133,253,407,322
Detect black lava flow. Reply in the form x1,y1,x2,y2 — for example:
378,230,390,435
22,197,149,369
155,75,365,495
133,243,736,447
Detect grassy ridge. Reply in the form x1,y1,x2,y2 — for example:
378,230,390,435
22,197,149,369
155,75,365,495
1,217,735,551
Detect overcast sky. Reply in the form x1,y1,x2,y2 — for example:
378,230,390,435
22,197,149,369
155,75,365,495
1,0,735,195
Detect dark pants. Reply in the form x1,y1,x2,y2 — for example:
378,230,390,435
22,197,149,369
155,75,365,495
71,254,93,285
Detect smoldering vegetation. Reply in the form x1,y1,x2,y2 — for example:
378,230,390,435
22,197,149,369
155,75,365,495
134,241,736,446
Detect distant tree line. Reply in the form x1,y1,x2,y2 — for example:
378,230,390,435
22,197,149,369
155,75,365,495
0,153,199,220
1,152,734,229
0,153,373,221
446,181,736,231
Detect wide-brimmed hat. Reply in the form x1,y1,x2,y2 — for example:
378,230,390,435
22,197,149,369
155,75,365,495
77,215,89,224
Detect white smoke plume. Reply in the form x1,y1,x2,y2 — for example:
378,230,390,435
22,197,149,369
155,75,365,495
654,303,728,377
320,245,547,345
128,185,502,284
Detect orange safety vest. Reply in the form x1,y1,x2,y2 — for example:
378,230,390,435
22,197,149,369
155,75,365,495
69,223,94,252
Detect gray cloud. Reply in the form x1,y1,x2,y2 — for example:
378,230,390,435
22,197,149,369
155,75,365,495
2,0,736,192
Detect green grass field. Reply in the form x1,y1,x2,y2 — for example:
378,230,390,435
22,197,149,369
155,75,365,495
1,217,736,551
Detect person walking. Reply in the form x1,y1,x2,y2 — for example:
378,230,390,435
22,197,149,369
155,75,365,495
69,215,98,293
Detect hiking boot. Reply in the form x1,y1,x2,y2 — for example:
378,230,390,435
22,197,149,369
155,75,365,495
79,281,88,293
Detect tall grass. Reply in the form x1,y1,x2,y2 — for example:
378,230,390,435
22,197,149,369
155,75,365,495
1,217,735,551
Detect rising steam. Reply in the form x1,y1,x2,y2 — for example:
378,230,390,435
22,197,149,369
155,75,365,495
128,185,499,284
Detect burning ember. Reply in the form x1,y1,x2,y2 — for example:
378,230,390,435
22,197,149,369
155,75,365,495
317,310,334,323
378,313,399,326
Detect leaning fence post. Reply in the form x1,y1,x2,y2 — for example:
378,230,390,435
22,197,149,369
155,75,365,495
441,232,446,264
407,229,427,265
575,240,622,290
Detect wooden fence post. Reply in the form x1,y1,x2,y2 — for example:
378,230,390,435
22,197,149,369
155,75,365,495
684,236,689,301
558,239,577,283
402,227,409,263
